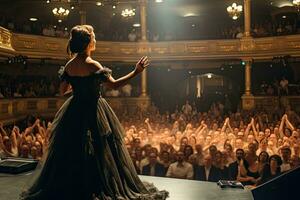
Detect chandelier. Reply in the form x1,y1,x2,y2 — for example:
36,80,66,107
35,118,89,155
293,0,300,11
121,8,136,18
52,7,70,18
227,3,243,20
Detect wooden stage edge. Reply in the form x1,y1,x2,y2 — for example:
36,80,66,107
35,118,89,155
0,171,254,200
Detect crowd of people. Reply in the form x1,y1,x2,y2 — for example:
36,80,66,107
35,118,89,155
1,100,300,187
0,74,60,98
0,73,141,98
1,15,299,41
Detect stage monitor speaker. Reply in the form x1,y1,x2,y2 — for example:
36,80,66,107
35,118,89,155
252,166,300,200
0,157,38,174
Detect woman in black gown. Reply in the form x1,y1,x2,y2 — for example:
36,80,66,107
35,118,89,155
20,25,169,200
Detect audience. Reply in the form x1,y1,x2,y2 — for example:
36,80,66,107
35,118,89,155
1,98,300,188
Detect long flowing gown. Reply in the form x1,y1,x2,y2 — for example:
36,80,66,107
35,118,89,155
20,67,169,200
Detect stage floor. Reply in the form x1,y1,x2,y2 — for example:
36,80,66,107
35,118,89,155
0,171,254,200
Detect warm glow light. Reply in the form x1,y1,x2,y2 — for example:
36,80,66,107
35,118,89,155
227,3,243,20
133,23,141,27
156,0,163,3
183,13,197,17
121,9,136,17
293,0,300,11
96,2,102,6
207,73,213,79
52,7,70,18
29,18,38,21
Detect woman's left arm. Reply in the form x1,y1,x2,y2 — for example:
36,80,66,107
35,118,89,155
105,56,149,89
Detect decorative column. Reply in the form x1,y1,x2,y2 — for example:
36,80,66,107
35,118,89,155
139,0,148,98
242,59,255,110
79,10,87,25
243,0,251,37
139,0,147,41
244,60,252,95
141,68,147,97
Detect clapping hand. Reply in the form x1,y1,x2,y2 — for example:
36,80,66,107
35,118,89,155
134,56,150,74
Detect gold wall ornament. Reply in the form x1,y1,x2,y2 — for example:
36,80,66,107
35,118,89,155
120,47,136,54
152,47,168,54
240,37,255,51
45,43,60,51
186,45,208,53
0,27,14,50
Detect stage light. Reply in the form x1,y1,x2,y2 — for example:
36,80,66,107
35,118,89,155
71,6,75,10
46,0,50,3
29,18,38,21
58,19,62,23
113,5,116,9
133,23,141,27
282,15,287,19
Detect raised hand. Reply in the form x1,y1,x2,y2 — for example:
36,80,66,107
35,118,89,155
134,56,150,74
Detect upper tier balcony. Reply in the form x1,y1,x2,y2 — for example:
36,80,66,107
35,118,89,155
1,26,300,62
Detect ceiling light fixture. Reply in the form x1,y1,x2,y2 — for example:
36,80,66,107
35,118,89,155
133,23,141,27
29,18,38,21
121,8,136,17
52,7,70,18
293,0,300,11
227,3,243,20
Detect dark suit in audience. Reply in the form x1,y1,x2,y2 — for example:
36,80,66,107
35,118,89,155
228,161,239,180
142,163,166,177
194,165,221,182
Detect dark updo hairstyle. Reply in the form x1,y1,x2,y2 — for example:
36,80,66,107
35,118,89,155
67,25,94,55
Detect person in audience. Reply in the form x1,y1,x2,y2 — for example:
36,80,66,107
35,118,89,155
258,155,282,185
237,152,260,186
166,151,194,179
257,151,269,175
142,152,166,177
228,149,245,180
214,151,229,180
194,154,220,182
280,146,292,172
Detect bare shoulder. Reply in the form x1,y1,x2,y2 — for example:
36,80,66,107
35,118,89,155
64,57,76,70
86,58,104,72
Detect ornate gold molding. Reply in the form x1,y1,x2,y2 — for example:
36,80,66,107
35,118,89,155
0,27,15,56
1,26,300,62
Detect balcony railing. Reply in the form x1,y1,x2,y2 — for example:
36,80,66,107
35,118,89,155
0,97,150,124
1,26,300,62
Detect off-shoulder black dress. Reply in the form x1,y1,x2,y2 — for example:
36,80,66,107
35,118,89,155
20,67,168,200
